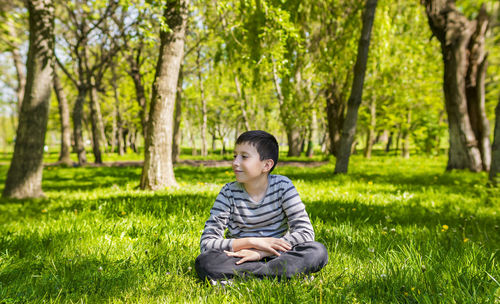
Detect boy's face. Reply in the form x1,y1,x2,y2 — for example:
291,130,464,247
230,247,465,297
233,142,273,184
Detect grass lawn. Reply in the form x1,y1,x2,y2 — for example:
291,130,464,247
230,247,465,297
0,154,499,303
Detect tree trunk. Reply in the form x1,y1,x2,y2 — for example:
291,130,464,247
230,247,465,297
140,0,189,190
466,6,490,171
364,97,376,158
72,88,87,165
385,131,393,153
334,0,377,174
325,83,346,157
423,1,488,172
286,129,302,157
110,63,119,153
172,65,183,163
89,85,103,164
3,0,54,199
489,95,500,185
53,68,72,165
306,109,317,157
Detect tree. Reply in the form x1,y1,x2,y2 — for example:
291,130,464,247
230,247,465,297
53,67,72,165
56,0,123,164
140,0,189,190
334,0,378,174
3,0,54,198
423,1,490,172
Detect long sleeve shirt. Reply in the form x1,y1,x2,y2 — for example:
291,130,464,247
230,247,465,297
200,174,315,253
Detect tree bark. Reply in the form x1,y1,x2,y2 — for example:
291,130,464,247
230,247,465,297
466,6,490,171
489,95,500,185
88,84,103,164
53,68,72,165
172,65,183,163
140,0,189,190
306,109,317,157
334,0,377,174
3,0,54,198
72,88,87,165
286,129,302,157
423,1,488,172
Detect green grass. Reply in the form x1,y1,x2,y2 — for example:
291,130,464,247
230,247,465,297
0,155,499,303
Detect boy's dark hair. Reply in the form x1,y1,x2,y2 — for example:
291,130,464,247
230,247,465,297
236,130,279,173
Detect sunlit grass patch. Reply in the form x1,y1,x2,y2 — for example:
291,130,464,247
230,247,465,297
0,154,499,303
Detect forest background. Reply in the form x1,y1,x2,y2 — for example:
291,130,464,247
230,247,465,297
0,0,498,170
1,0,500,302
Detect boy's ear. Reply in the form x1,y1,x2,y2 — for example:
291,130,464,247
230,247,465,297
263,159,274,173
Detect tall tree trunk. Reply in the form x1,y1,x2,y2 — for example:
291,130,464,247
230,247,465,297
53,68,72,165
286,129,302,157
466,6,490,171
306,109,317,157
364,97,376,158
325,84,345,157
335,0,377,174
140,0,189,190
385,131,393,153
172,65,183,163
117,119,124,155
489,95,500,185
110,64,119,153
73,88,87,165
3,0,54,198
89,84,103,164
423,1,488,172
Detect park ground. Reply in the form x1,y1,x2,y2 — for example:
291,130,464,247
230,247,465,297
0,152,499,303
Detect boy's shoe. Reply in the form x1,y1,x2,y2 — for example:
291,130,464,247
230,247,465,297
210,279,234,287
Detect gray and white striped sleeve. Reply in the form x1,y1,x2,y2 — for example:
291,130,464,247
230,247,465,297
280,179,315,246
199,185,234,253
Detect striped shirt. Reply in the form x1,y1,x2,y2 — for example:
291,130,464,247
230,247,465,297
200,174,315,253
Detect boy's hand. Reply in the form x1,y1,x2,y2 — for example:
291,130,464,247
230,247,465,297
224,249,263,265
249,237,291,256
232,237,292,256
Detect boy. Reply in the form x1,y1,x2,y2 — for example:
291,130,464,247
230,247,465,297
195,130,328,281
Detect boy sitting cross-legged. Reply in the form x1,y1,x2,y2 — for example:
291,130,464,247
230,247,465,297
195,130,328,281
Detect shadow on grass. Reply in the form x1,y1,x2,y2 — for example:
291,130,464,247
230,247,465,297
0,233,199,302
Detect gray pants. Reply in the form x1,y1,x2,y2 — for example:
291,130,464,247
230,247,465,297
195,241,328,281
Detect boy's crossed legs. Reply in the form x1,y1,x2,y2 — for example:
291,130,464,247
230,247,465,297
195,241,328,281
